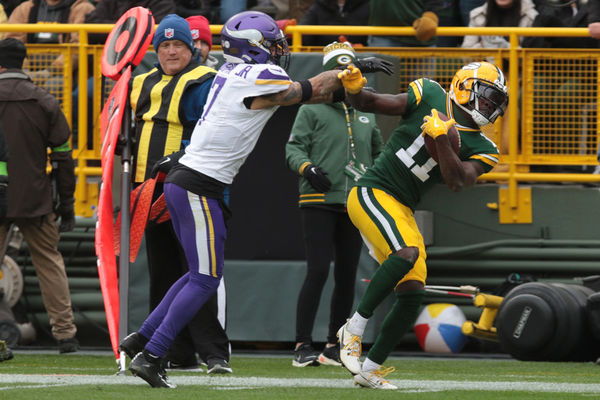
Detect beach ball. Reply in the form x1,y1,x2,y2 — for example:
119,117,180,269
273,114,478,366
414,303,467,353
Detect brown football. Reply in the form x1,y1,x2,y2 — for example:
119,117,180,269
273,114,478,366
424,111,461,162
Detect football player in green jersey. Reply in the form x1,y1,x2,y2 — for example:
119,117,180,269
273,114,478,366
335,61,508,389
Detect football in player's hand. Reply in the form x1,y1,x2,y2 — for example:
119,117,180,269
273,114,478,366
424,111,460,162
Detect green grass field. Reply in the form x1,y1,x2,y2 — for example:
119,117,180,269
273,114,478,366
1,352,599,399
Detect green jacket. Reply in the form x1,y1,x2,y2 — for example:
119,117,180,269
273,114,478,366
286,102,383,207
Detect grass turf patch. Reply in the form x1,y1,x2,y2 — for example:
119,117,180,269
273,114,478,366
0,353,599,399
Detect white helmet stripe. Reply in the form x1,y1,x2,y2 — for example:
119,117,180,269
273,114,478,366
223,26,264,46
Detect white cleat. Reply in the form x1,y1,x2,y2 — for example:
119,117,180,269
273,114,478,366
336,322,362,375
353,366,397,390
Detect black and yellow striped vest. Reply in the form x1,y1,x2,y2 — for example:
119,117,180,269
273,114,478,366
130,61,215,182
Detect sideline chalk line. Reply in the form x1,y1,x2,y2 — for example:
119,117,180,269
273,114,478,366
1,374,599,393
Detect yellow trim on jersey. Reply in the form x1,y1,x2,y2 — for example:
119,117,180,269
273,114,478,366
470,153,498,167
202,197,218,278
409,79,424,105
256,79,293,85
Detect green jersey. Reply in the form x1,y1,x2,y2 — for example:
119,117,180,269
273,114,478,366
358,78,499,210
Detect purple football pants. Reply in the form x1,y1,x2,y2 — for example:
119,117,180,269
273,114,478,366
139,183,226,357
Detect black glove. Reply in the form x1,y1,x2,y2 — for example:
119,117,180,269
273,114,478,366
354,57,394,76
303,164,332,193
57,203,75,232
0,182,7,220
150,150,185,178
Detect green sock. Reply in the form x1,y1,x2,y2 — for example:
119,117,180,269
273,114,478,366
357,255,413,318
367,289,425,365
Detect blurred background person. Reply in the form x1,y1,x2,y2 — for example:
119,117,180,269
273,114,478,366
461,0,538,48
299,0,370,47
286,41,383,368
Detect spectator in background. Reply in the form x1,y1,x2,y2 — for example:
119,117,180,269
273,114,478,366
589,0,600,39
367,0,443,47
84,0,175,44
5,0,95,84
286,41,383,368
187,14,217,68
0,38,78,354
175,0,219,21
288,0,314,21
220,0,246,22
299,0,370,47
525,0,594,48
1,0,26,18
0,5,6,35
461,0,538,48
459,0,486,25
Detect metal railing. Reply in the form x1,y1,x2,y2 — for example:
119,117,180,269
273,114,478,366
1,24,598,220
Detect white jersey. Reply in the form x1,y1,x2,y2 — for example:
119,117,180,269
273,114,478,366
180,62,292,184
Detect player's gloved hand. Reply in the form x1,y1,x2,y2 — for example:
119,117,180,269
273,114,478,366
421,109,455,139
57,202,75,232
354,57,393,76
338,65,367,95
413,11,439,42
303,164,332,193
150,150,185,178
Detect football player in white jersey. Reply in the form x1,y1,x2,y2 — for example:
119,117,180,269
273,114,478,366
121,10,391,388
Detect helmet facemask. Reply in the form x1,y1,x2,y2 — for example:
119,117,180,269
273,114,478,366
454,78,508,127
265,35,290,69
466,79,508,126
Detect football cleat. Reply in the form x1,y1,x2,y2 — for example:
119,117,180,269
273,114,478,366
129,351,176,389
318,344,342,366
353,366,397,390
292,343,320,367
206,358,233,374
119,332,146,359
337,322,362,375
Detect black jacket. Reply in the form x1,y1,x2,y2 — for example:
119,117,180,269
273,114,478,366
300,0,370,46
84,0,176,44
523,0,599,48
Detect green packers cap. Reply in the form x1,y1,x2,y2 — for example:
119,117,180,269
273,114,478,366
322,41,356,71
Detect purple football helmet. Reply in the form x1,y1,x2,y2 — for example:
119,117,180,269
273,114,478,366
221,11,290,69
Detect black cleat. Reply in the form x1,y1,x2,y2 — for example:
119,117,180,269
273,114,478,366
119,332,147,359
58,337,79,354
129,350,176,388
292,343,320,367
206,358,233,374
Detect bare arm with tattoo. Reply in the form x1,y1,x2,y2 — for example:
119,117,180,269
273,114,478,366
249,70,341,109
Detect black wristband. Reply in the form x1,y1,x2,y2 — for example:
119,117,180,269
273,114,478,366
332,87,346,103
299,79,312,103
